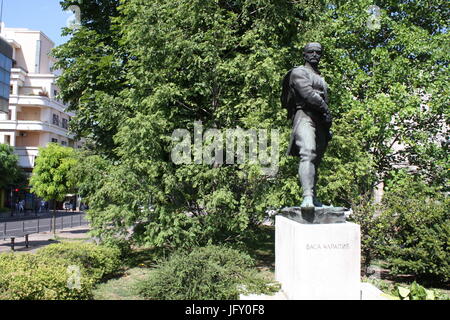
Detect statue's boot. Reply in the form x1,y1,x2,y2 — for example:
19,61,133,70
301,196,315,208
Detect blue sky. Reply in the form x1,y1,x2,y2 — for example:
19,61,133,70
1,0,71,46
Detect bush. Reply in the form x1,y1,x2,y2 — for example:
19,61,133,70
137,245,279,300
349,172,449,285
381,191,449,283
37,241,122,282
367,173,450,284
0,253,94,300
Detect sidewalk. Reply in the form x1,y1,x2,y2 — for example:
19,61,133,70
0,210,82,222
0,225,92,253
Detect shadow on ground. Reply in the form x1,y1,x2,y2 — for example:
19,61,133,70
242,225,275,272
2,239,60,252
59,228,90,234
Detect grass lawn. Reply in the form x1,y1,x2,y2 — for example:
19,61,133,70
91,227,278,300
93,267,153,300
92,247,160,300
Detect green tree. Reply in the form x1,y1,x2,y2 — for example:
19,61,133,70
30,143,77,217
54,0,448,250
53,0,127,156
56,0,326,248
305,0,449,201
0,143,24,189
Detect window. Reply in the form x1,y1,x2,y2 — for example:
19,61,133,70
5,135,10,145
61,141,67,146
51,138,58,143
52,114,60,126
62,118,68,129
0,53,12,105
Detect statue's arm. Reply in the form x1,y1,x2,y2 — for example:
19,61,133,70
291,69,328,112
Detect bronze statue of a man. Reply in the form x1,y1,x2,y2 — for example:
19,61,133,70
281,42,332,209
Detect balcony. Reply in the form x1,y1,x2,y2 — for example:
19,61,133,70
0,120,75,138
10,67,27,83
9,95,72,115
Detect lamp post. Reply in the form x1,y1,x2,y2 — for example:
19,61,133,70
0,0,4,34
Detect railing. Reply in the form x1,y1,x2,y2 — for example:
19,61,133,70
0,213,89,238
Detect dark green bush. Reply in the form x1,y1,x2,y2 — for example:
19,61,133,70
381,192,449,283
369,173,450,283
0,253,94,300
37,241,122,282
137,245,279,300
350,173,449,284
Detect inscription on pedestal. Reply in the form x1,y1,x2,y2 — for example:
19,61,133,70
306,243,350,250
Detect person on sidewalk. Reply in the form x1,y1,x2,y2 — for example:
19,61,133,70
18,200,25,214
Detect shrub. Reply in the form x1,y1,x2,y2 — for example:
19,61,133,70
137,245,279,300
381,193,449,283
0,253,94,300
377,174,450,284
37,241,122,282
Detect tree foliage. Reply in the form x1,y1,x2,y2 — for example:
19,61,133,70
310,0,449,200
30,143,77,204
56,0,449,250
53,0,127,156
0,143,24,189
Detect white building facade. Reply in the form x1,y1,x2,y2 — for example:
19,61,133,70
0,26,83,172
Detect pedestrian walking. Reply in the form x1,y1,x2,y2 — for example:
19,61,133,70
18,200,25,213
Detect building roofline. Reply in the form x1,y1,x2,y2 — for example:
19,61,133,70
5,38,21,49
2,27,55,47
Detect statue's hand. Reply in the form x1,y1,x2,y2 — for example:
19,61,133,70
318,101,332,124
327,130,333,141
323,109,332,124
319,101,329,114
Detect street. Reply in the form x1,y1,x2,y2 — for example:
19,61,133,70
0,211,88,237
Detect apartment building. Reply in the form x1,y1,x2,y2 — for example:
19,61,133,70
0,26,83,210
0,26,83,171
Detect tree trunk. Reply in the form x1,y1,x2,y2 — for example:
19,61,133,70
52,199,56,235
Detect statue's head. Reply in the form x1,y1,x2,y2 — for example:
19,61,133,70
303,42,323,66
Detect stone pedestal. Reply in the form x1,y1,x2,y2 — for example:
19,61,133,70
275,215,361,300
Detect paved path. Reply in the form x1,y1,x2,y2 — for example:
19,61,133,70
0,210,83,222
0,225,92,253
0,212,90,253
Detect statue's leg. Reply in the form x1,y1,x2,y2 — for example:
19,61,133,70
294,112,317,207
312,123,330,206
